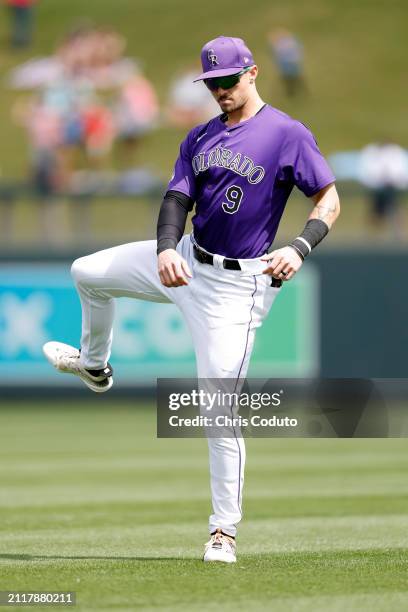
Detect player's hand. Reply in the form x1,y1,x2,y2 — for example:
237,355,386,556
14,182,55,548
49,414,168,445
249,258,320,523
261,246,303,281
158,249,192,287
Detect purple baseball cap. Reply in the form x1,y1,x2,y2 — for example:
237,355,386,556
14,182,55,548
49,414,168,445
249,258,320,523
194,35,255,81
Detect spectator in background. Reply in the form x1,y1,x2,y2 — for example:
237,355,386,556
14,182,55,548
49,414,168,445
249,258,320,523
86,27,135,88
82,102,116,165
165,64,219,128
12,93,65,243
5,0,36,48
268,28,306,97
114,69,159,166
57,25,136,89
12,92,62,195
359,141,408,239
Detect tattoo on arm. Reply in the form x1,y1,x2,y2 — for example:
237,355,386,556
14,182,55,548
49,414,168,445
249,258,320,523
309,185,340,229
315,200,337,222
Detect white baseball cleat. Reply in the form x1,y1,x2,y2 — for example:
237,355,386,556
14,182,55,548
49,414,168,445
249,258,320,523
43,341,113,393
203,529,236,563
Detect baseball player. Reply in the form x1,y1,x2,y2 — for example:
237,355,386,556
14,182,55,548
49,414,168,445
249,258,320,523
43,35,340,563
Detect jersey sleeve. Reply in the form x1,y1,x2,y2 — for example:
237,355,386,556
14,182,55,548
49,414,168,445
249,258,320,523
278,121,335,197
167,131,197,200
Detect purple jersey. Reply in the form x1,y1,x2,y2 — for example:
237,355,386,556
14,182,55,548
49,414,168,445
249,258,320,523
167,104,335,258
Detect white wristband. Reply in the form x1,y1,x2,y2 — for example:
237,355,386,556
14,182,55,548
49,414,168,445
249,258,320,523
295,236,312,254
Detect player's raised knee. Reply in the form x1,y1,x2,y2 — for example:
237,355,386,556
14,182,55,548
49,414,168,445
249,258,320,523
71,256,91,286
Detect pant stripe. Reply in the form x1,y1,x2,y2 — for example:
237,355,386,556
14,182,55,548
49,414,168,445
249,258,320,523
231,275,258,518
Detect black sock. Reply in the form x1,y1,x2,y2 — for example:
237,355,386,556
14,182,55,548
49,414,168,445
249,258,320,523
211,530,235,539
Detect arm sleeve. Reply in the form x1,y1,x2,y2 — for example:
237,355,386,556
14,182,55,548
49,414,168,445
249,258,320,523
166,131,197,199
156,190,194,254
278,121,336,197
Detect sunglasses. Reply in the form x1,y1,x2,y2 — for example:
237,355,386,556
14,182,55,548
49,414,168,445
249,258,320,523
204,67,252,91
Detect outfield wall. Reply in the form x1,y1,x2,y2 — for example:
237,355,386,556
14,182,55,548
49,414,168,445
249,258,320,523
315,250,408,378
0,249,406,391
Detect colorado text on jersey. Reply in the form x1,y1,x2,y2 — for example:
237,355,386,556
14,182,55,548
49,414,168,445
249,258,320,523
192,147,265,184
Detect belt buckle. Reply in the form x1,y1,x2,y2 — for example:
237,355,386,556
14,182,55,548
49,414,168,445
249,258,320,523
224,257,241,271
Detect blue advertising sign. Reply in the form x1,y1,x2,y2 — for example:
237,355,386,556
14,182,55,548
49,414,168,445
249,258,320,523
0,263,318,386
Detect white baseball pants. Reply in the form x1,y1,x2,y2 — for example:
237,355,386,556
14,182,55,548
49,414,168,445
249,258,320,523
71,234,280,537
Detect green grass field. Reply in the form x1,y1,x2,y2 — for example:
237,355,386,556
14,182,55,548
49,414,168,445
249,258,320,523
1,401,408,611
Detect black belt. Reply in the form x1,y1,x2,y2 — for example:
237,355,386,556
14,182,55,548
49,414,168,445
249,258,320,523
193,244,241,270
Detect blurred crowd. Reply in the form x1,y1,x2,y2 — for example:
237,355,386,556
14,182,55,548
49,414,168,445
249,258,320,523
8,24,220,197
0,20,220,245
10,25,160,195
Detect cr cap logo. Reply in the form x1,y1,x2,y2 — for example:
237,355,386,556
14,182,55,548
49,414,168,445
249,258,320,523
207,49,219,66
